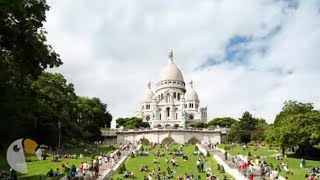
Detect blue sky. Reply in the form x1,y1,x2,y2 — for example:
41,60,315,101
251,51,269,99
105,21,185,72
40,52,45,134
45,0,320,126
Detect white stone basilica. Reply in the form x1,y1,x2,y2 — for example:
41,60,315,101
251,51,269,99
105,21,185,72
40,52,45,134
135,50,207,129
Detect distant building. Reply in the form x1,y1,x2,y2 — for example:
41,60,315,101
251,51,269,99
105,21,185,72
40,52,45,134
135,50,207,129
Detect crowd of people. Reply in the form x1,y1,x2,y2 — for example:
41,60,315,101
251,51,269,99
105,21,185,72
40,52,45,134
45,143,134,179
123,142,227,180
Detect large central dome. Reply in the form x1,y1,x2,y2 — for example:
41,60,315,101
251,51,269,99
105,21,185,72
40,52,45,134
158,50,184,82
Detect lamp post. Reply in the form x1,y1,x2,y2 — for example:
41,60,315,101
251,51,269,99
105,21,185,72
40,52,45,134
104,124,107,144
58,121,61,149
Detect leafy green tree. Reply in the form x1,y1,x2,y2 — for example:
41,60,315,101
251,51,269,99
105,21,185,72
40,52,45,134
266,101,320,156
116,117,150,129
189,121,208,128
31,72,78,145
207,117,237,128
226,111,258,143
237,112,258,143
0,0,61,149
226,126,240,142
274,100,314,127
251,119,270,142
76,97,112,141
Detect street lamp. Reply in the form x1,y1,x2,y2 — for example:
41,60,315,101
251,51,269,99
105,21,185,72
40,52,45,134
58,121,61,149
104,124,107,144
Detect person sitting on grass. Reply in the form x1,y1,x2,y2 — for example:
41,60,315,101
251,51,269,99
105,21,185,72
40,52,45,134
165,157,169,163
54,168,60,176
171,157,177,167
71,164,77,177
182,154,188,161
123,171,134,179
46,169,54,177
140,165,148,172
52,155,59,162
153,158,159,164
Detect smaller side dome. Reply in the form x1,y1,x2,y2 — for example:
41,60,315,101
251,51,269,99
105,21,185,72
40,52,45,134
185,81,199,101
143,81,154,101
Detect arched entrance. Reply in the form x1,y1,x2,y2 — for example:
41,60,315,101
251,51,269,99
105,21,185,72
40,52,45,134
138,137,150,145
187,137,200,144
161,137,176,144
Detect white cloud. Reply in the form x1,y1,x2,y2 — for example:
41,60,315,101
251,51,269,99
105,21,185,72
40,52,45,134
45,0,320,126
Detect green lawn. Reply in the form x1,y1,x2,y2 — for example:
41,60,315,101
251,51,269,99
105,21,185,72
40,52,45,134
112,144,233,180
218,144,320,180
1,145,115,179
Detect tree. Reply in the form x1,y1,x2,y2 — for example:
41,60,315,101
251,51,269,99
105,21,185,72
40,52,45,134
207,117,237,128
237,112,258,143
274,100,314,127
189,121,208,128
251,119,270,142
266,101,320,156
225,111,258,143
76,97,112,141
116,117,150,129
31,72,78,145
0,0,62,149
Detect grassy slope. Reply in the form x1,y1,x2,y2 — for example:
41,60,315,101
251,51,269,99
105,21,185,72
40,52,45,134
112,144,233,180
218,144,320,180
1,145,114,179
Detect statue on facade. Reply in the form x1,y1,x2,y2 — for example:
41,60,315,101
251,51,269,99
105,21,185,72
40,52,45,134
152,111,155,120
180,109,186,120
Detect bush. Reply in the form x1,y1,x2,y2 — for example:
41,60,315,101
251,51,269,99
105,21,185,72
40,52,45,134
118,163,126,174
269,163,274,170
206,151,210,157
248,151,252,157
194,146,199,151
276,165,282,172
140,146,144,151
220,165,225,173
217,164,221,171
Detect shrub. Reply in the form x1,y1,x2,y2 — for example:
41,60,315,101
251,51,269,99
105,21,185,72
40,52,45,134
248,151,252,157
140,146,144,151
269,163,274,170
220,165,225,173
118,164,126,174
206,151,210,157
194,146,199,151
224,146,230,150
276,165,282,172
